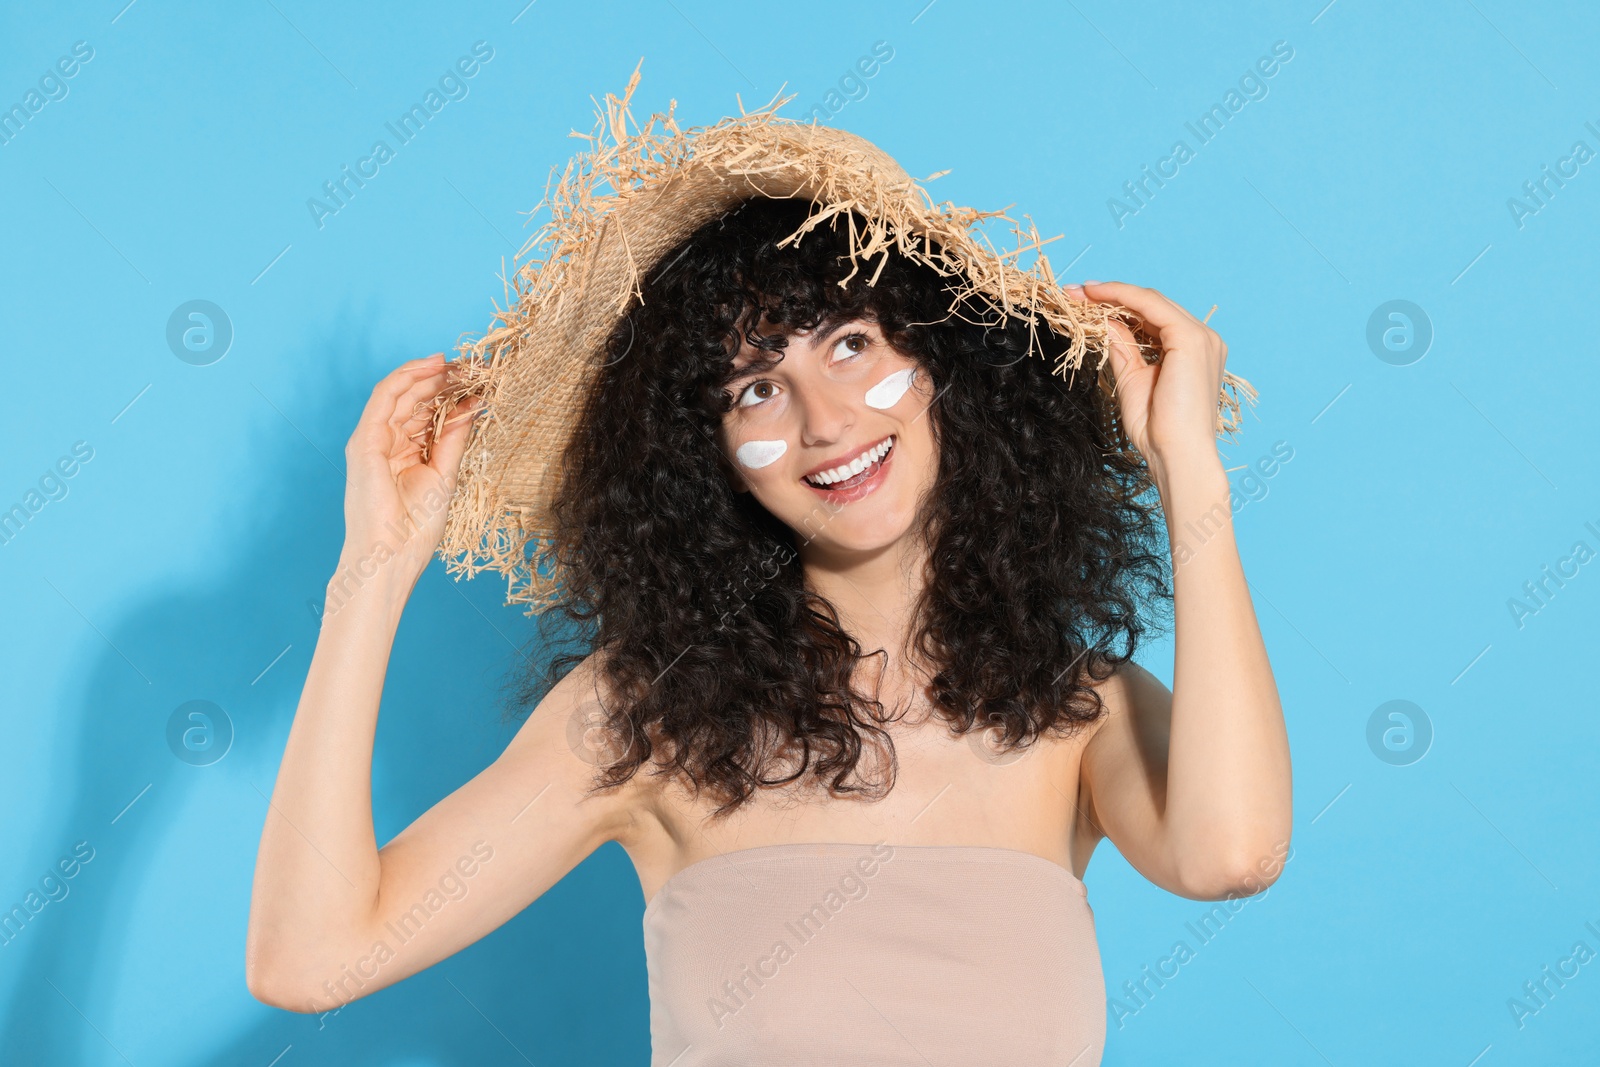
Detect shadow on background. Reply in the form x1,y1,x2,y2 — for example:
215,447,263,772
1,308,651,1065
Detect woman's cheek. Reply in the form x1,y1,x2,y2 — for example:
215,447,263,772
735,438,787,470
864,367,918,409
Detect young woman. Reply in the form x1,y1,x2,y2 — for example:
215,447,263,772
246,190,1291,1065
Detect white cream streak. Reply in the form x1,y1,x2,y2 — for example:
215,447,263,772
735,439,787,469
864,367,917,409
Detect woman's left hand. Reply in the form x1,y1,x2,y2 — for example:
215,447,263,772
1066,280,1227,476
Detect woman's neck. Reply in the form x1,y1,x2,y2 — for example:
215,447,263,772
799,535,928,662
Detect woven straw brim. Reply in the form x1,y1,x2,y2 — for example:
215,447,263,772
425,62,1258,613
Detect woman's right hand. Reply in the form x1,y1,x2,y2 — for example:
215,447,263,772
339,353,481,583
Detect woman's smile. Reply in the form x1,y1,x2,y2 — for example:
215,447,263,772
801,434,895,502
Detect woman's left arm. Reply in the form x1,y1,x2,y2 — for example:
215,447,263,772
1071,280,1292,901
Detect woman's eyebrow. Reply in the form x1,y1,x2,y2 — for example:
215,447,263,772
807,311,871,347
725,313,873,383
726,350,785,384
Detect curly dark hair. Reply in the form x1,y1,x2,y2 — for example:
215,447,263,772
507,195,1173,818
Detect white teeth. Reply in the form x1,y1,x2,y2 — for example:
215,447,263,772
806,436,893,486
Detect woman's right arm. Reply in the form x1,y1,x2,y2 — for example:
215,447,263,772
244,354,640,1013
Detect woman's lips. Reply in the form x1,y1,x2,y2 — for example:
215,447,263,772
803,440,894,504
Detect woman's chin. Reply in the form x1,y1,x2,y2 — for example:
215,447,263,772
785,508,919,561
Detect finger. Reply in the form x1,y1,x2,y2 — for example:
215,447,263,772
1080,281,1205,335
1103,319,1148,388
1068,281,1158,353
377,353,448,393
390,370,453,432
427,395,482,481
357,358,449,428
407,397,483,445
381,353,448,388
1065,282,1146,385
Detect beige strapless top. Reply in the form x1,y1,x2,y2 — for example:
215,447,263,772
643,842,1106,1066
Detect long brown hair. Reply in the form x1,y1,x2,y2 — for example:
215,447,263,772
509,196,1171,818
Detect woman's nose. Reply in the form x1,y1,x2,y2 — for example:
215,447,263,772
796,379,856,447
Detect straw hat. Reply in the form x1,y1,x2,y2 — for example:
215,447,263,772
424,61,1257,613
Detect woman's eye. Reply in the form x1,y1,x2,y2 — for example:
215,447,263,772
832,332,870,363
738,380,778,408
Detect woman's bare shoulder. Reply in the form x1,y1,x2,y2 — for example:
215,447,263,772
523,650,684,847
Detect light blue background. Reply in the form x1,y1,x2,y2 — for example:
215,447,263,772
3,0,1597,1063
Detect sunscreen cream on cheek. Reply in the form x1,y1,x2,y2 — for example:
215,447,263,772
735,439,787,469
864,367,917,410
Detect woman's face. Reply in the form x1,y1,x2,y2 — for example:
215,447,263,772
718,315,938,558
